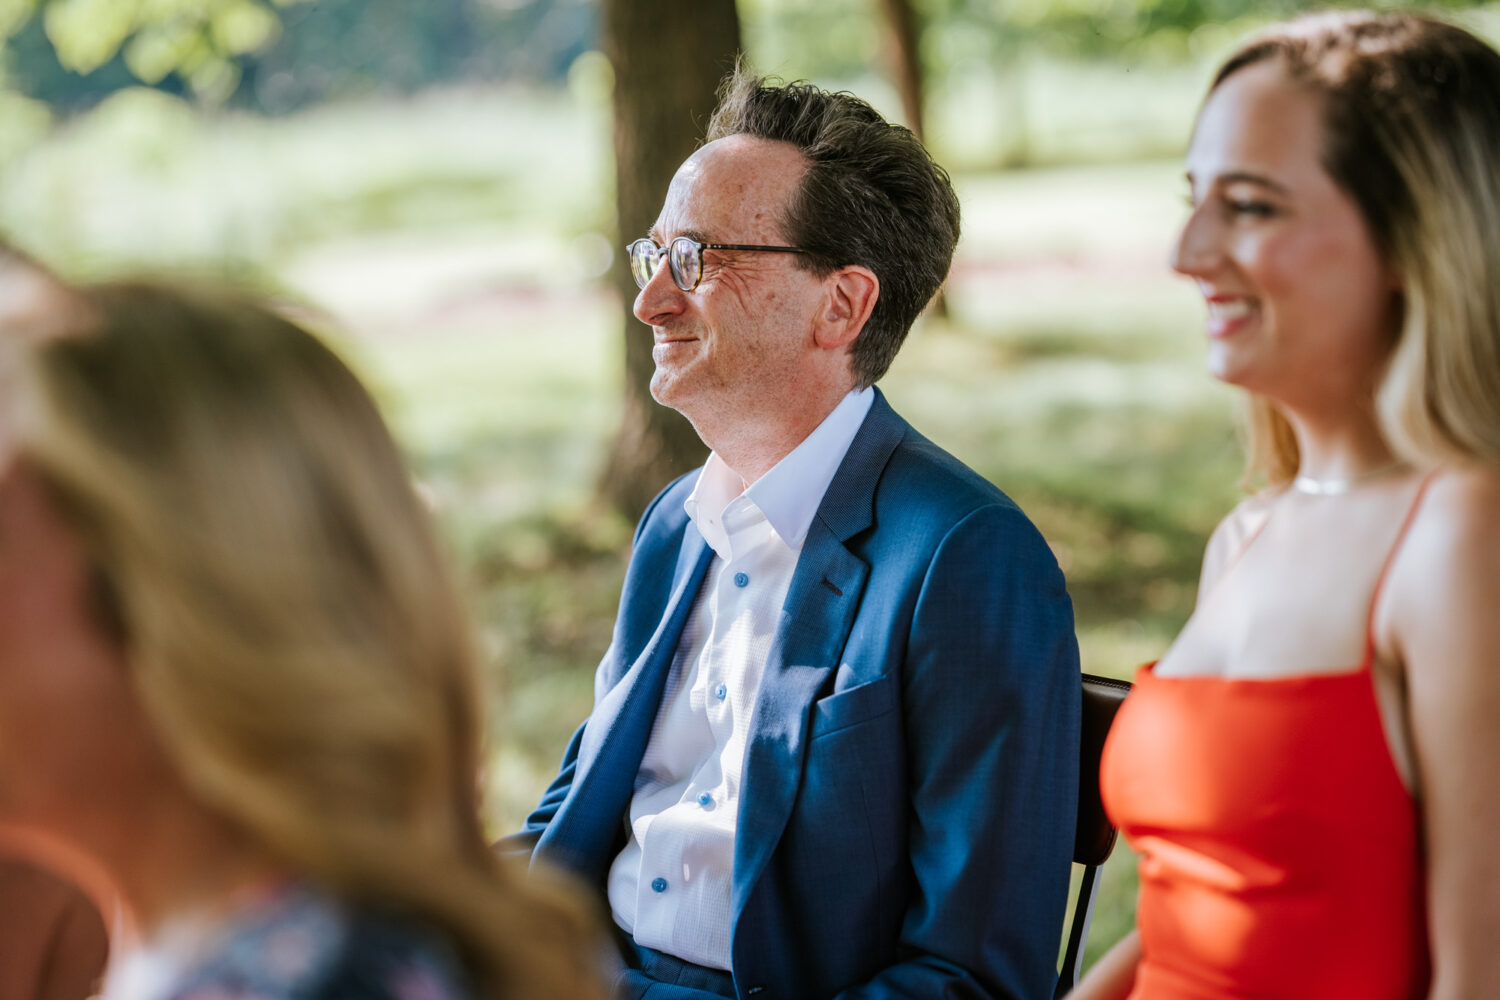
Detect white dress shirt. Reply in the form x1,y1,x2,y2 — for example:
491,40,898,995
606,387,875,970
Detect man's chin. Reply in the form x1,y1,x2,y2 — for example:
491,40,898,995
648,372,682,409
649,373,710,427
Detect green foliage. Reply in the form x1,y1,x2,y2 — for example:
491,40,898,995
743,0,1500,89
1,0,302,102
0,0,596,111
10,0,1496,118
0,88,49,165
737,0,1500,170
0,0,30,38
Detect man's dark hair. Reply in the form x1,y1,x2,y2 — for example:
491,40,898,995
705,66,961,388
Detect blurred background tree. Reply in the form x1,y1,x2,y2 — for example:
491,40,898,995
2,0,1495,974
595,0,733,517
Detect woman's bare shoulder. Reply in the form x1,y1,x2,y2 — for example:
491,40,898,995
1405,465,1500,565
1386,466,1500,669
1198,488,1281,597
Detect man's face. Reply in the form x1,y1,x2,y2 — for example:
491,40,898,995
635,135,831,434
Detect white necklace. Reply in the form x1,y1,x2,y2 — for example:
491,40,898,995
1291,461,1405,496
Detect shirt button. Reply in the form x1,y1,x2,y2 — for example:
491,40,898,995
698,792,713,808
733,572,749,587
715,683,727,701
651,877,668,893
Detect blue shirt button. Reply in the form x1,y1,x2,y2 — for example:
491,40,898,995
715,683,727,701
698,792,713,808
733,572,749,588
651,877,668,893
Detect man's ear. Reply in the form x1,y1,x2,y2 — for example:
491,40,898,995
813,266,879,351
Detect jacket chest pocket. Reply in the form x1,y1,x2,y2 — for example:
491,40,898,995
810,674,898,739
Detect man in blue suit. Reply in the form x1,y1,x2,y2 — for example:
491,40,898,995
516,69,1080,999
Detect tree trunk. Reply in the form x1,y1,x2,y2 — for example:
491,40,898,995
878,0,945,317
596,3,740,520
880,0,925,141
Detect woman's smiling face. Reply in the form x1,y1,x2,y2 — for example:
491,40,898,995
1172,58,1400,413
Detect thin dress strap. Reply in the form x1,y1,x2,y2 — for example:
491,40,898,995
1362,472,1440,665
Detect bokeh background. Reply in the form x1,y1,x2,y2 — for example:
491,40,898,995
4,0,1489,974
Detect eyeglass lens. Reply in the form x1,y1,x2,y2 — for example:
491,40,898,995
667,238,701,290
628,240,659,289
628,238,707,292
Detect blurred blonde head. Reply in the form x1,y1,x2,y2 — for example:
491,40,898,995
8,281,602,1000
1204,11,1500,485
0,246,80,495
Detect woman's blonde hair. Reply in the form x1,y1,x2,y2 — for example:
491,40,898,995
1206,11,1500,486
11,281,603,999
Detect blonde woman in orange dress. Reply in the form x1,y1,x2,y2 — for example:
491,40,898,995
1075,12,1500,999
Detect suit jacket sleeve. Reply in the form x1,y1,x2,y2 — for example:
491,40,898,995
837,502,1081,999
501,479,683,861
502,718,589,859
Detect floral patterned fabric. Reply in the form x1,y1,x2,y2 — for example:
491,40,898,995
104,884,477,1000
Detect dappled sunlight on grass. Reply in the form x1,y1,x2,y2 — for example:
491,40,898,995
3,85,611,275
343,294,620,522
954,159,1191,262
954,282,1204,364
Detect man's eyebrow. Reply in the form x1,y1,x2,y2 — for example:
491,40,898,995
646,226,711,244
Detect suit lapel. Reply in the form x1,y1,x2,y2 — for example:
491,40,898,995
730,391,907,916
731,517,869,913
535,529,714,882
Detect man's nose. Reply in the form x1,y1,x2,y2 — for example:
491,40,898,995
633,255,687,326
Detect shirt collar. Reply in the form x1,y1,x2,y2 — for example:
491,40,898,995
684,387,875,558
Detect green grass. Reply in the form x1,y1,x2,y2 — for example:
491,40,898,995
0,84,611,277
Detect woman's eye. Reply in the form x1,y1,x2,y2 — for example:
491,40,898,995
1226,199,1276,218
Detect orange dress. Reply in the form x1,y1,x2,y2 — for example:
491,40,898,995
1100,496,1431,999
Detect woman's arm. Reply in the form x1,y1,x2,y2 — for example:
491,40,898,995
1386,470,1500,999
1066,929,1141,1000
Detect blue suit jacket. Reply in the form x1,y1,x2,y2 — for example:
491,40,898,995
518,391,1080,1000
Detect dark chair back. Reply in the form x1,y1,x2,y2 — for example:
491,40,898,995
1056,673,1132,998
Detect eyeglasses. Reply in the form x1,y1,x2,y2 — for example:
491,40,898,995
627,236,805,292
